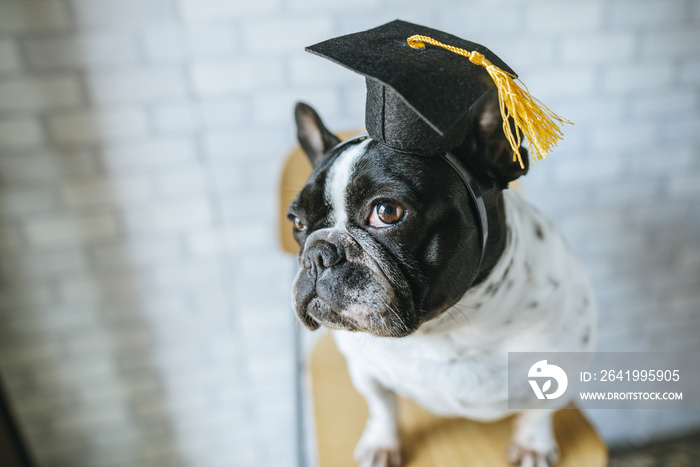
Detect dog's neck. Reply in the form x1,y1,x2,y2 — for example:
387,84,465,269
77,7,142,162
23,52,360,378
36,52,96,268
472,186,508,286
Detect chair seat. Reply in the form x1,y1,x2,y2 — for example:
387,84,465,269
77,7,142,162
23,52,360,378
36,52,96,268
309,333,608,467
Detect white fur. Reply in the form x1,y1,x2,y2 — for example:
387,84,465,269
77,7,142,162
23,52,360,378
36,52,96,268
325,139,370,229
333,189,597,465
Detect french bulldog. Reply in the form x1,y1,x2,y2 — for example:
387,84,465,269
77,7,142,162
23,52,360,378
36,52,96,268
288,90,597,467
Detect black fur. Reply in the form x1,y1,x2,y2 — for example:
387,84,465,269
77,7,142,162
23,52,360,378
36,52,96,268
289,93,530,337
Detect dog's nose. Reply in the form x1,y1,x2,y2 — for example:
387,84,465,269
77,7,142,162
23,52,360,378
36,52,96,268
303,240,345,277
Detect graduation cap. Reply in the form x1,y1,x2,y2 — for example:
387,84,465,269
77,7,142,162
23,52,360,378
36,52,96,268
306,19,570,168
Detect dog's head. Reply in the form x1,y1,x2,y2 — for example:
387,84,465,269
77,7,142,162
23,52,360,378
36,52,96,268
288,89,529,337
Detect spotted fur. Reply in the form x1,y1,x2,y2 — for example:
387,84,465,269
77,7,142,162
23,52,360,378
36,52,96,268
289,101,597,467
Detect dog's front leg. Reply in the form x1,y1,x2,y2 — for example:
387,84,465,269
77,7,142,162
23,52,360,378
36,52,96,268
347,364,401,467
508,409,559,467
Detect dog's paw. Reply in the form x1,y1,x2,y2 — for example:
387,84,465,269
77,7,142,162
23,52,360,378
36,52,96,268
507,443,559,467
354,439,402,467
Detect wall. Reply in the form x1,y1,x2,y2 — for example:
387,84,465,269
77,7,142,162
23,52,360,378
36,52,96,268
0,0,698,466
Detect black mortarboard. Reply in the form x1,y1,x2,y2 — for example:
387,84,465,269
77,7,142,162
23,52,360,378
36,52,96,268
307,20,569,165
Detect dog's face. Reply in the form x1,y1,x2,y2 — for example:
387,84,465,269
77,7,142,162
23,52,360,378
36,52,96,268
289,90,528,337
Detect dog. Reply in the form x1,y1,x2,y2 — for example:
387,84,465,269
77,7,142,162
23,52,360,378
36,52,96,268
288,90,597,467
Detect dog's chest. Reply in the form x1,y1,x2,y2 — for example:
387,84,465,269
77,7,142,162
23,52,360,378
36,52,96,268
334,191,596,420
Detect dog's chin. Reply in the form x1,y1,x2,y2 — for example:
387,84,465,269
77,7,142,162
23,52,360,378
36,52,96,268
297,296,414,338
304,297,362,332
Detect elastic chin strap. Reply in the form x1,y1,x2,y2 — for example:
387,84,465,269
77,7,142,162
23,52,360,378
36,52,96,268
441,152,489,273
332,133,489,272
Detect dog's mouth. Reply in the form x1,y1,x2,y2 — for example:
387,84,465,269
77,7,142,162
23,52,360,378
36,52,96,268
303,297,363,332
296,291,416,337
292,229,419,337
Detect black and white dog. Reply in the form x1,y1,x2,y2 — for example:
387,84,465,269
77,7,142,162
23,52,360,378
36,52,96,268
288,90,596,467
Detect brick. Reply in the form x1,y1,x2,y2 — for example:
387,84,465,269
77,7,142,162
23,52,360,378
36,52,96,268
658,116,700,143
630,90,699,118
523,68,597,100
71,0,176,27
178,0,279,23
208,166,243,196
31,443,86,467
185,225,269,257
190,60,284,96
3,249,88,284
101,138,198,173
90,236,183,269
668,173,700,198
640,30,700,59
0,150,97,183
558,97,625,124
154,166,208,198
143,24,237,62
0,76,82,112
219,193,276,224
86,68,187,104
0,2,70,33
624,145,693,175
253,88,340,124
48,108,150,144
25,33,139,70
152,102,197,132
603,63,674,93
526,2,604,34
289,0,378,9
60,175,154,208
0,188,57,217
680,60,700,86
0,40,21,73
436,3,522,39
609,0,685,27
147,261,222,292
24,213,120,249
592,180,663,208
203,129,289,162
0,117,44,149
555,157,624,185
59,322,150,357
0,337,60,368
152,99,245,133
120,199,214,234
242,17,333,53
101,294,191,326
199,99,246,128
561,33,636,64
241,159,281,193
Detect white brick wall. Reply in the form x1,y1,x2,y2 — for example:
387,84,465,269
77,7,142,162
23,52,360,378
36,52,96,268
48,108,150,143
0,1,698,466
0,40,22,73
0,2,71,33
25,32,140,70
85,68,188,104
0,117,44,148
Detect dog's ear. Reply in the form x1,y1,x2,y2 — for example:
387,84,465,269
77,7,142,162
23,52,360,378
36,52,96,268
295,102,341,167
465,88,529,188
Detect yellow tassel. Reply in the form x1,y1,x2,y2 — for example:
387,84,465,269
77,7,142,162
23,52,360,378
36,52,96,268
407,34,572,169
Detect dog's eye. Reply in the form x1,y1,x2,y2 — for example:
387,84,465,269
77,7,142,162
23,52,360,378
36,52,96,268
370,201,405,227
292,217,307,232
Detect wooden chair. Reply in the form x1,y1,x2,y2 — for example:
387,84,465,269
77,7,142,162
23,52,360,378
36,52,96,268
278,134,608,467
